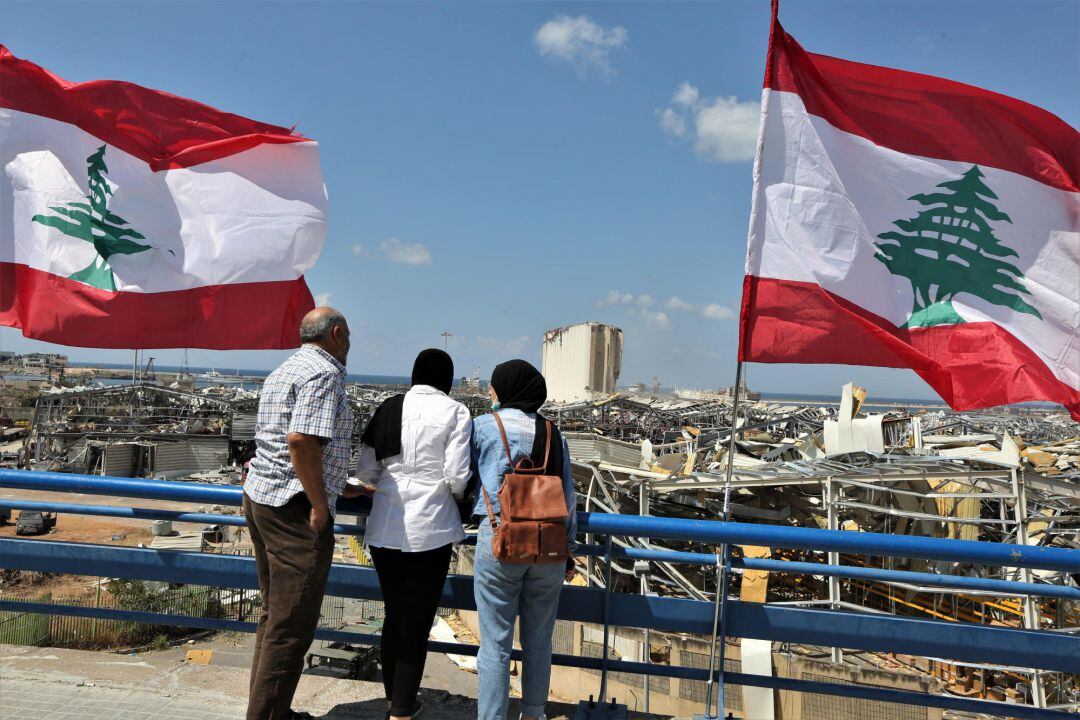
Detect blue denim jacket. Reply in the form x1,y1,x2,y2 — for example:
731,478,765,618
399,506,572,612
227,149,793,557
469,408,578,549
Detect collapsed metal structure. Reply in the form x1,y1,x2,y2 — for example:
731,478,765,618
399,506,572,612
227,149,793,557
552,391,1080,713
25,385,251,477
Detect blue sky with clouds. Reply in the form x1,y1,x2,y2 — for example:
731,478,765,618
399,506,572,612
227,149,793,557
2,1,1077,399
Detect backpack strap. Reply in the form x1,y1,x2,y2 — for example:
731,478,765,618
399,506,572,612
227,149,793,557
539,419,553,473
482,412,515,528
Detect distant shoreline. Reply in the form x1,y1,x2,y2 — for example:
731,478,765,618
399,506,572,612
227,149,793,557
70,362,949,406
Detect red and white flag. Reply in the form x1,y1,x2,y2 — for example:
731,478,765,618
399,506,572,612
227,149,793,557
739,6,1080,418
0,46,327,349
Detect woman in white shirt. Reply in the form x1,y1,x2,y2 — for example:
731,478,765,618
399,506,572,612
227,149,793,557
354,349,472,720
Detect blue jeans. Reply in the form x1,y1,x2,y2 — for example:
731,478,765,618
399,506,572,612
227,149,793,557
474,521,565,720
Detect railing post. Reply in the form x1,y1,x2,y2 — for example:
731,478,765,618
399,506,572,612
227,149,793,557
639,479,651,714
703,553,724,719
715,545,733,719
1011,467,1046,708
598,534,614,706
826,476,843,665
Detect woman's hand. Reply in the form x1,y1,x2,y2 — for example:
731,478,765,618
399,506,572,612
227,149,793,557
342,481,376,499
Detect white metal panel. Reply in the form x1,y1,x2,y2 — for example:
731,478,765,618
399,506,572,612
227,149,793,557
565,432,643,468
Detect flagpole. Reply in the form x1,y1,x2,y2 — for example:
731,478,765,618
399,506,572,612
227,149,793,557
722,361,744,500
702,360,744,719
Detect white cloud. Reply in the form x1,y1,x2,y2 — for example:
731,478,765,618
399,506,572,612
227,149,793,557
352,242,365,256
701,303,735,320
672,81,699,108
658,82,759,163
597,291,676,330
535,15,628,79
596,290,635,308
639,310,670,329
656,108,687,138
378,237,432,266
665,296,695,312
314,292,332,307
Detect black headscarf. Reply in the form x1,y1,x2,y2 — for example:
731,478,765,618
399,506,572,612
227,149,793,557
411,348,454,394
490,359,564,475
361,349,455,460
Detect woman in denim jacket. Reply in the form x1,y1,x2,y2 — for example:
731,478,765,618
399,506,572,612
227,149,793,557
469,360,577,720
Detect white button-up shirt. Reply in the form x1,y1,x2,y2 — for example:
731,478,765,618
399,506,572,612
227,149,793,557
356,384,472,552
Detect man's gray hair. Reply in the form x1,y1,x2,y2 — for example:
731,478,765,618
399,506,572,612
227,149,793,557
300,308,347,342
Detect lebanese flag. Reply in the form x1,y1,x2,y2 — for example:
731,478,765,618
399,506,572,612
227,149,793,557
739,5,1080,419
0,45,327,349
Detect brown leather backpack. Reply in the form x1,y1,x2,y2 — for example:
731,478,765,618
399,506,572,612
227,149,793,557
481,413,570,564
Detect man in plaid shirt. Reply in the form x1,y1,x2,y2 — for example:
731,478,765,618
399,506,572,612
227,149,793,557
242,306,364,720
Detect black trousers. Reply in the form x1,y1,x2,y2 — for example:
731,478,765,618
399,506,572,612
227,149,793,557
369,543,454,716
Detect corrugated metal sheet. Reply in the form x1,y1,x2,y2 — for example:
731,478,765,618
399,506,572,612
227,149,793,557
565,432,642,468
152,437,229,476
102,443,136,477
153,442,188,474
189,436,229,470
230,412,257,441
566,433,602,463
149,532,204,552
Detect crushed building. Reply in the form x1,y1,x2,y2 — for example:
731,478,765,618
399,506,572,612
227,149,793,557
551,384,1080,713
25,385,252,478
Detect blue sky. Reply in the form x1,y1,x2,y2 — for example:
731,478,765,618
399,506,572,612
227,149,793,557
2,1,1077,399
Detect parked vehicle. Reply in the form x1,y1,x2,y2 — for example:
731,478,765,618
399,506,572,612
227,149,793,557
15,510,55,536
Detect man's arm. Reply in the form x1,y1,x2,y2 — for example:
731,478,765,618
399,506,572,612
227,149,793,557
287,372,338,533
288,432,330,533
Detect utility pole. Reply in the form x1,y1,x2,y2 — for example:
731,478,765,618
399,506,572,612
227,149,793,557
441,331,452,351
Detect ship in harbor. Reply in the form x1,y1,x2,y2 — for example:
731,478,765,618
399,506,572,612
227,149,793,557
674,380,761,403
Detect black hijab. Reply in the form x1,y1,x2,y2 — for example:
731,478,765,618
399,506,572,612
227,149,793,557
490,359,564,476
361,349,455,460
412,348,454,394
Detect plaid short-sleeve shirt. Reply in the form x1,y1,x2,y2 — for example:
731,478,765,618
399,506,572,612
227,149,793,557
244,345,354,514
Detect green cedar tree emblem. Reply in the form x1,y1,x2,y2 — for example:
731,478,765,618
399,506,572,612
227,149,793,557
31,145,166,291
875,165,1041,329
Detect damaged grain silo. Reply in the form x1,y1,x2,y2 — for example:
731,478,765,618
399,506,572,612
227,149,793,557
541,322,623,403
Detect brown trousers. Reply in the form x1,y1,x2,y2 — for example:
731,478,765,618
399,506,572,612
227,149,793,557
243,493,335,720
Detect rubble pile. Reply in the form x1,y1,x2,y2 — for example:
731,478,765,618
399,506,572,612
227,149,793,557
553,385,1079,710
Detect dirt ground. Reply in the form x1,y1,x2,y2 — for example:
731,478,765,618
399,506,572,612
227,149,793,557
0,514,159,599
0,487,216,599
0,514,153,545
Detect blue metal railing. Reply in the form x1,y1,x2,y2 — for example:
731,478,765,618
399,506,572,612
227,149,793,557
1,469,1078,719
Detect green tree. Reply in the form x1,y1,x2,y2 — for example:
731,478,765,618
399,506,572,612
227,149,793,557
876,165,1041,328
31,145,156,291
